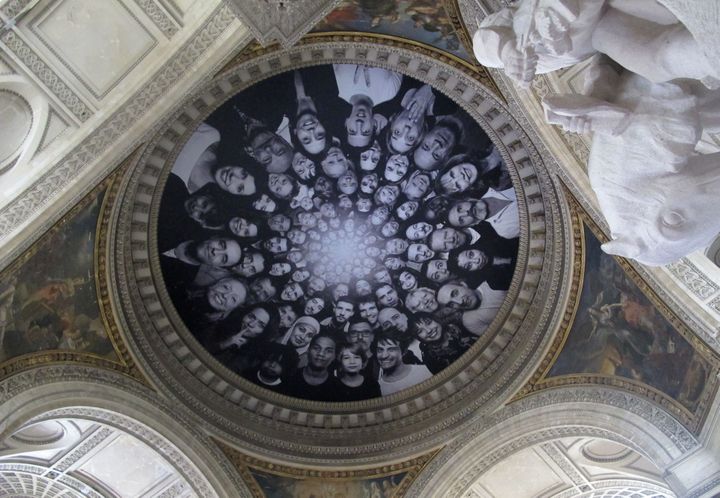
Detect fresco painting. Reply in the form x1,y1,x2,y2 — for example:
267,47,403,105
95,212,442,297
0,190,115,364
249,468,407,498
549,226,710,412
314,1,471,61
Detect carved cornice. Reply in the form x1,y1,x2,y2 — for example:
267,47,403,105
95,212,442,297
111,36,571,464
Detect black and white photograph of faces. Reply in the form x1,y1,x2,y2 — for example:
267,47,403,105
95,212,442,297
158,64,520,402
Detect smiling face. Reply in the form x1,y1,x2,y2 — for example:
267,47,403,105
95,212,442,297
402,170,431,200
359,301,379,324
375,338,403,372
214,166,257,196
396,201,419,221
398,271,418,291
415,317,442,342
281,282,304,301
385,238,408,255
448,200,488,227
206,278,246,312
406,222,432,240
308,336,336,370
269,262,291,275
405,288,438,313
390,110,423,153
278,305,297,328
375,185,399,206
292,151,316,180
235,252,264,277
295,112,326,155
407,243,434,263
359,140,381,170
289,321,318,347
321,146,349,178
346,101,374,147
458,249,489,271
338,171,358,195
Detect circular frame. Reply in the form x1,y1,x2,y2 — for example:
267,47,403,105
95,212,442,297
111,37,569,464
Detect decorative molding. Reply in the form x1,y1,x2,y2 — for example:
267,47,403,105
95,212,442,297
223,0,341,47
134,0,179,38
667,259,720,301
0,29,92,122
540,441,587,487
0,3,242,269
111,35,570,464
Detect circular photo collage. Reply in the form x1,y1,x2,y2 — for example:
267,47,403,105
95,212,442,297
158,64,519,402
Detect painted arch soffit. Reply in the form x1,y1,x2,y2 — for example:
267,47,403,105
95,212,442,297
110,36,570,464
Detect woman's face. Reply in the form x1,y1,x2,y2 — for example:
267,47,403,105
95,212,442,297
268,173,295,199
360,141,381,171
292,151,316,180
381,221,399,238
295,113,327,154
304,297,325,315
281,282,304,301
229,217,258,237
292,269,310,282
399,271,417,290
403,170,431,200
406,222,432,240
440,163,478,194
458,249,489,271
385,238,408,255
384,154,409,182
416,318,442,343
390,110,423,153
338,171,358,195
360,173,379,194
214,166,256,196
241,308,270,337
396,201,419,221
269,262,291,275
376,186,399,206
340,349,363,373
408,243,435,262
289,322,317,347
370,206,390,226
253,194,277,212
298,212,317,228
278,305,297,328
206,278,246,313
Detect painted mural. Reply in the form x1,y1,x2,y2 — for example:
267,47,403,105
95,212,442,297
549,227,711,412
157,64,518,402
0,189,115,364
314,1,471,61
249,468,407,498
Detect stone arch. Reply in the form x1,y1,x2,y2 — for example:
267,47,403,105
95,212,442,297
408,386,698,497
0,365,251,498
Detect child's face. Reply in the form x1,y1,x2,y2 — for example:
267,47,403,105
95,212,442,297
340,350,363,374
260,358,283,379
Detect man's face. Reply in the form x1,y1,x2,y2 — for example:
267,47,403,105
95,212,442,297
304,297,325,315
396,201,418,221
430,228,467,252
356,198,372,212
355,280,372,296
375,339,403,372
438,283,480,310
287,229,306,245
295,112,327,155
195,238,242,267
235,252,264,277
425,259,451,282
332,284,349,302
439,163,478,194
385,238,408,255
334,301,355,323
406,222,433,240
449,200,487,227
241,308,270,336
370,206,390,226
308,336,336,369
206,278,246,312
376,285,399,307
408,243,435,263
361,173,379,194
250,277,277,302
292,151,316,180
360,141,381,171
214,166,257,196
348,323,374,351
250,131,293,173
346,102,374,148
413,125,456,170
253,194,277,213
314,176,334,197
229,217,258,238
373,269,392,284
184,194,219,226
406,288,438,313
378,307,408,332
309,277,326,293
376,186,399,206
402,171,431,200
268,214,291,232
458,249,489,271
359,302,379,324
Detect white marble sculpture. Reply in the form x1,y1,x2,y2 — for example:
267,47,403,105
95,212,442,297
473,0,720,265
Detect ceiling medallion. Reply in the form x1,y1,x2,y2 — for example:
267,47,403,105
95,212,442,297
111,37,569,463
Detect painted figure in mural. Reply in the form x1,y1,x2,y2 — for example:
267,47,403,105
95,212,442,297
159,65,520,401
473,0,720,265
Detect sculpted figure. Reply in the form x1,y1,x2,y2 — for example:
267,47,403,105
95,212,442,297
473,0,719,89
474,0,720,265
